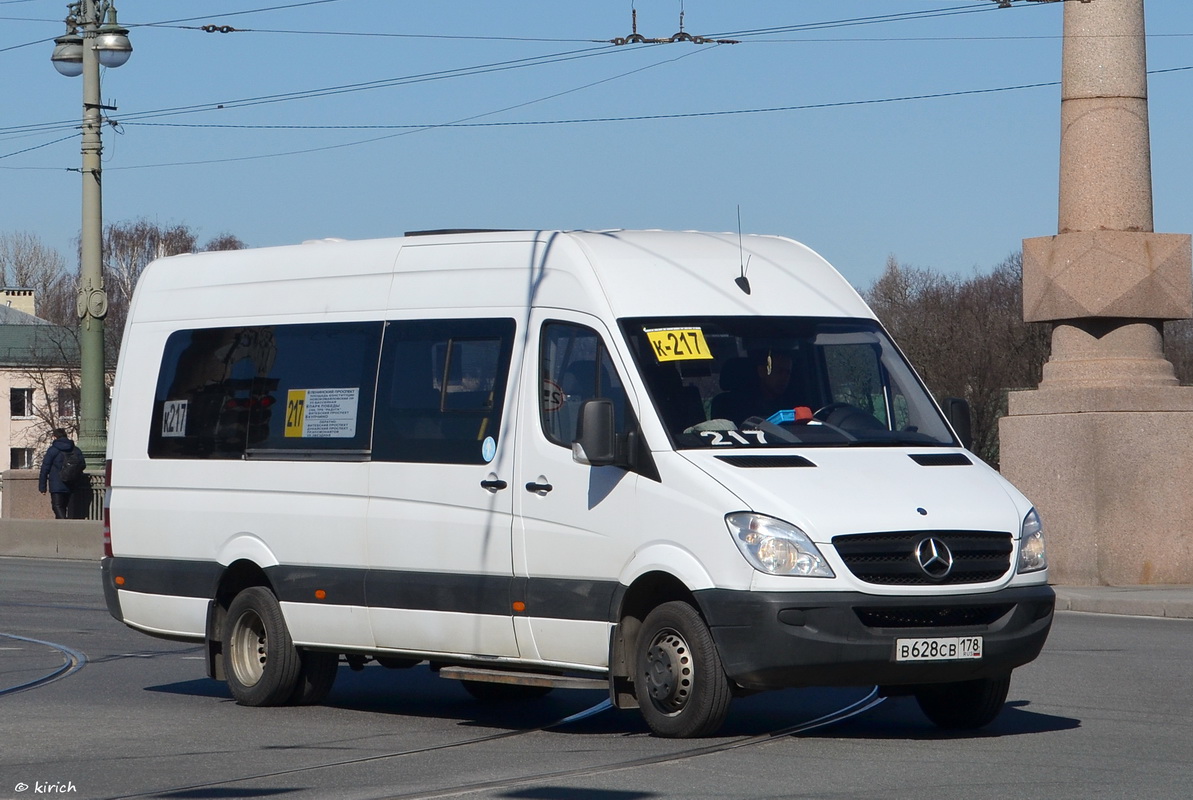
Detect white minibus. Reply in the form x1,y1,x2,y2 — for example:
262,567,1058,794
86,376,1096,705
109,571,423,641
102,229,1053,738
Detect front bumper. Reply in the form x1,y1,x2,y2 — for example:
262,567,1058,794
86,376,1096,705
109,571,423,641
694,584,1055,690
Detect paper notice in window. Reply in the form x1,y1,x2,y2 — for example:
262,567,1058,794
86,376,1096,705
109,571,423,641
161,400,188,437
285,387,358,438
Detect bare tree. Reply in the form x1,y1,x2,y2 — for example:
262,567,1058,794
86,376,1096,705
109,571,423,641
100,220,248,359
204,233,248,252
102,219,198,359
0,231,72,323
863,253,1050,468
0,222,244,449
1164,319,1193,384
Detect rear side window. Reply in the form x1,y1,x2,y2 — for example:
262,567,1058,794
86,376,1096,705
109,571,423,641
372,318,516,465
149,322,383,459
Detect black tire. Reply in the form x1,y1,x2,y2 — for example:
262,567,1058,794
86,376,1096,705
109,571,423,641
288,650,339,705
634,601,732,738
222,587,302,707
460,680,553,702
914,674,1011,730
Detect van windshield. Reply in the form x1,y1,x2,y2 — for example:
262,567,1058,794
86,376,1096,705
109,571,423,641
621,317,957,449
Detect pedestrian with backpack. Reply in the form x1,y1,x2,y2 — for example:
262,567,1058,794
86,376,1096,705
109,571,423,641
38,428,87,519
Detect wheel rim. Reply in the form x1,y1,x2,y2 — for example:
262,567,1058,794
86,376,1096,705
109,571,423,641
642,627,694,715
229,609,267,687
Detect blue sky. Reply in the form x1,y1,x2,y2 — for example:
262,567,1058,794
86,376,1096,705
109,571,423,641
2,0,1191,289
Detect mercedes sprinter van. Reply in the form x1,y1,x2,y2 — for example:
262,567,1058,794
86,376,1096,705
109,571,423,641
102,229,1054,738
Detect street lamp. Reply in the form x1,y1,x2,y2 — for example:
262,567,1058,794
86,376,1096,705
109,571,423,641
50,1,131,476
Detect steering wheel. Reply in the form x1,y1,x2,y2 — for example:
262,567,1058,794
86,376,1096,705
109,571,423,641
813,402,885,433
813,402,855,423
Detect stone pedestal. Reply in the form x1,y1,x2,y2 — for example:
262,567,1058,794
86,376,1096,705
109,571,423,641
1001,388,1193,585
1003,230,1193,585
999,0,1193,585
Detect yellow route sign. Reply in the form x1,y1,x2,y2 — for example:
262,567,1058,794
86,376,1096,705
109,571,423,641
644,327,713,362
285,389,307,437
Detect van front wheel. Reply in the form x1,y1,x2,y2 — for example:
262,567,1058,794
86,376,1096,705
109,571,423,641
914,674,1011,730
634,601,731,738
222,587,302,707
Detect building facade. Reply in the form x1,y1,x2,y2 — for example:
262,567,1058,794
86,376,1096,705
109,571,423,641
0,288,83,517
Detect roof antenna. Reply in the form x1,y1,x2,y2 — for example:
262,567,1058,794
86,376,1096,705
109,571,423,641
735,205,752,295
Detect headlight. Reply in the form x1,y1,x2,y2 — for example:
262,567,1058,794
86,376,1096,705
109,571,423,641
1017,508,1047,573
726,512,834,577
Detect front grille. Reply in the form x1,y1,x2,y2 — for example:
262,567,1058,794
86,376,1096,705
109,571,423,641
833,530,1012,585
855,604,1014,629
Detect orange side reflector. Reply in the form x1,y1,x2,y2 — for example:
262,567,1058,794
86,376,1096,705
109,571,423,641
114,576,125,586
512,601,526,613
314,589,327,600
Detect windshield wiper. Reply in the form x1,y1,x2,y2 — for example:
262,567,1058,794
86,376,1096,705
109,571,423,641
743,416,860,446
840,431,949,447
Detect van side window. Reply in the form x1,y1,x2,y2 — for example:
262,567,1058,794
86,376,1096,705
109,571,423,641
540,322,629,448
372,318,515,465
149,322,382,459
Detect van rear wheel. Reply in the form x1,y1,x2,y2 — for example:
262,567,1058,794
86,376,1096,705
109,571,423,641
634,601,731,738
222,586,302,706
914,674,1011,730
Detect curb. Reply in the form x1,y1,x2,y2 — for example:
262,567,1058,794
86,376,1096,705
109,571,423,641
1053,586,1193,620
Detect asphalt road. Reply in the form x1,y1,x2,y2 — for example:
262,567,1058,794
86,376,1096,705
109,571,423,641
2,557,1191,800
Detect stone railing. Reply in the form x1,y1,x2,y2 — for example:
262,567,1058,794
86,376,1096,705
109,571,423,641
1,469,103,521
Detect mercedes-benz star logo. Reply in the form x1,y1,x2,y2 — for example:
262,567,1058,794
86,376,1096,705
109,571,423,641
914,537,954,580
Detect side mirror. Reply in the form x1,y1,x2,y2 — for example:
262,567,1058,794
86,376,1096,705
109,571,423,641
573,398,617,466
942,397,972,450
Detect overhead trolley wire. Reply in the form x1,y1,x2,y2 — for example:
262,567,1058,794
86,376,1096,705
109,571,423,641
74,45,718,170
0,42,706,165
707,3,1000,39
0,70,1057,166
707,0,1096,39
121,77,1070,133
6,62,1191,167
0,0,1038,54
1,0,1178,168
0,42,625,138
0,0,351,53
157,24,604,44
137,0,353,27
0,133,79,162
0,0,1068,137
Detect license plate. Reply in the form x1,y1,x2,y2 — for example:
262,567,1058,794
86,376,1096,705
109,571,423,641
895,636,983,662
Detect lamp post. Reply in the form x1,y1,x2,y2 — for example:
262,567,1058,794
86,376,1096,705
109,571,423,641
50,1,131,469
